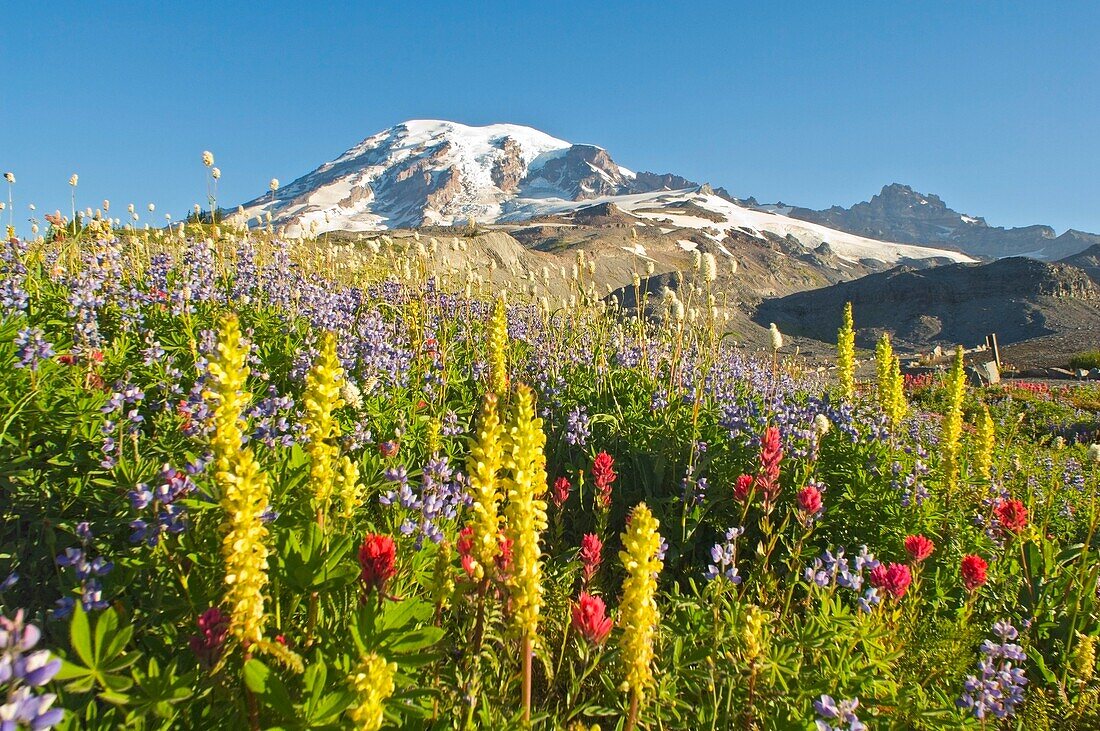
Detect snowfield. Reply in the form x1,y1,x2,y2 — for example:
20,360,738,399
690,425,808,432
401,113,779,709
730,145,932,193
502,189,976,265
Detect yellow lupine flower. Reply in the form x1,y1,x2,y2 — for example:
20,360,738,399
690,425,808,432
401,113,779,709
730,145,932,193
837,302,856,400
303,331,344,511
888,354,907,428
741,605,769,663
941,345,967,497
875,332,894,411
336,455,362,521
1070,632,1096,683
618,503,663,712
207,315,271,647
876,334,908,430
426,417,442,455
503,383,549,645
975,405,995,482
465,393,506,579
488,296,509,396
347,653,396,731
430,540,455,613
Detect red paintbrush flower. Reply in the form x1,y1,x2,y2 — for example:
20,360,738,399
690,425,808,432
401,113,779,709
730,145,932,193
904,534,935,563
551,476,571,509
495,533,514,575
572,592,612,645
733,474,754,502
993,499,1028,535
579,533,603,585
960,554,988,592
358,533,397,595
797,484,823,516
456,526,478,578
869,562,912,599
755,427,783,501
592,451,616,508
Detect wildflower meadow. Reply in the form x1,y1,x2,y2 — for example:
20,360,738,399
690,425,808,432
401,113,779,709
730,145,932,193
0,182,1098,730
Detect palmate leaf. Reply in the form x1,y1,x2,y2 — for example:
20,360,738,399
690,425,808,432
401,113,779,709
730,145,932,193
54,605,140,704
128,656,196,721
349,598,443,670
275,523,357,593
244,654,353,729
299,655,353,727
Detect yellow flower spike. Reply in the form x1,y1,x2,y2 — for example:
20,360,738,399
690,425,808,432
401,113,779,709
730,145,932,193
837,302,856,400
875,332,894,412
975,405,995,482
347,653,396,731
1070,632,1096,683
487,295,509,396
430,540,455,614
466,393,506,577
740,605,769,663
888,354,907,428
336,455,362,522
303,331,345,518
618,503,663,727
207,315,300,669
503,383,549,645
426,417,442,455
941,345,967,499
875,333,907,431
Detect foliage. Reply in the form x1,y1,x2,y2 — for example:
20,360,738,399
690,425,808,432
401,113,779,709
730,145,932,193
0,227,1097,730
1069,350,1100,370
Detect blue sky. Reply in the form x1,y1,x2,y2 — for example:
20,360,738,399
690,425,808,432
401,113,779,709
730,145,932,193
2,1,1098,234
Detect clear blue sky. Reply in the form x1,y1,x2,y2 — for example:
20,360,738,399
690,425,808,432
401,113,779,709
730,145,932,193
3,1,1098,234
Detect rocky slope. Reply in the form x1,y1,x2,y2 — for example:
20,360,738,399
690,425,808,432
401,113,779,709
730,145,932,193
1060,244,1100,282
765,183,1100,260
754,257,1100,350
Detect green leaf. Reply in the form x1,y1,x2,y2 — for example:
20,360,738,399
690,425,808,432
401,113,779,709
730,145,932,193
388,626,444,655
69,603,94,667
243,658,295,719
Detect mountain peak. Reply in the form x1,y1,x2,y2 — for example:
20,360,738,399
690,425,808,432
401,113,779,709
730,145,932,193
872,183,948,210
777,183,1100,260
240,120,665,232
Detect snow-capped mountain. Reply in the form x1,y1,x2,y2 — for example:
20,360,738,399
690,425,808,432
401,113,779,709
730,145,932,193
238,120,974,265
240,120,654,232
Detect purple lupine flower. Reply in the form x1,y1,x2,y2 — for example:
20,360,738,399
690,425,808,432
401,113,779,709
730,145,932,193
813,694,866,731
804,546,883,608
0,610,64,730
54,528,112,617
0,238,30,314
380,453,469,549
564,405,591,447
440,410,463,437
128,465,196,546
141,338,165,367
248,388,297,448
13,327,54,371
957,621,1028,720
704,527,744,584
0,685,65,729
